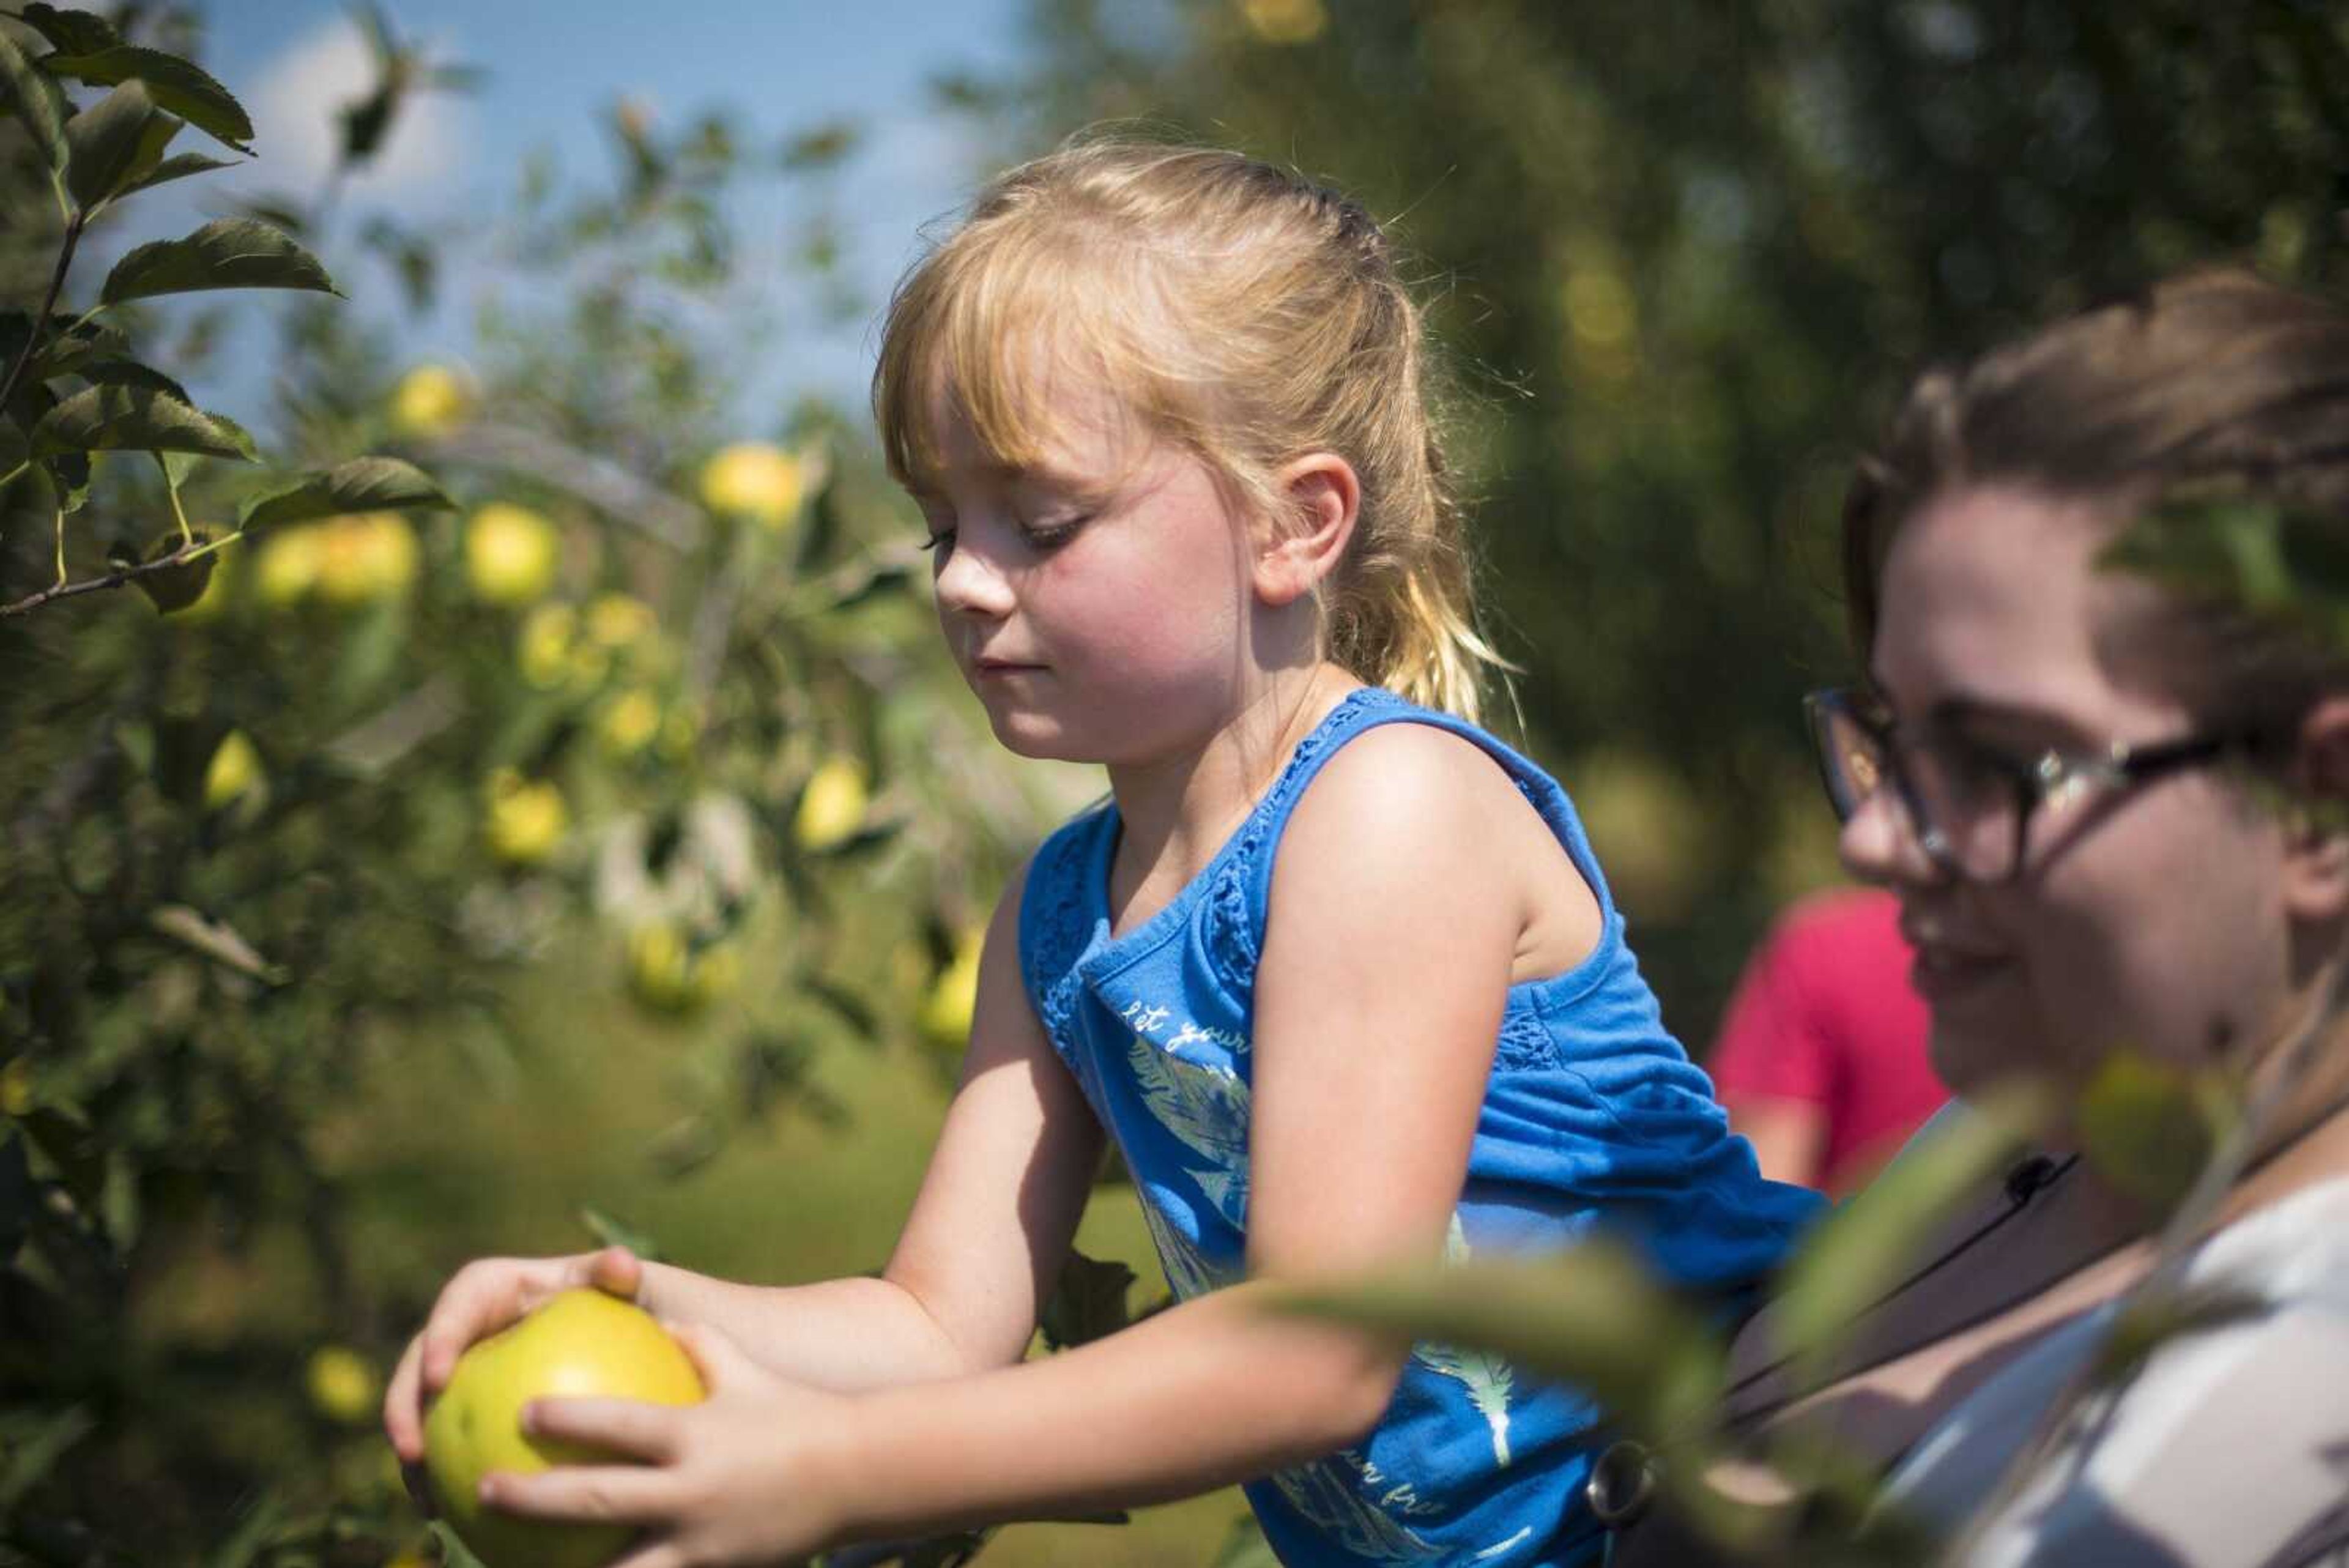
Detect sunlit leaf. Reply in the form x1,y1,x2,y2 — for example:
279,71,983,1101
100,218,337,305
1274,1235,1726,1441
116,147,235,197
1772,1083,2052,1376
31,384,257,460
0,26,67,173
237,456,452,530
38,45,253,154
75,358,192,405
2088,1282,2266,1391
147,905,286,984
577,1203,666,1264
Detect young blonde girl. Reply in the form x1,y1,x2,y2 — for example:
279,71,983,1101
384,138,1817,1568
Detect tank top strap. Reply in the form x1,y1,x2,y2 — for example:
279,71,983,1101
1204,689,1620,1002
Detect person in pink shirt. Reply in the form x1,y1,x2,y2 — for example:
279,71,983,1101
1705,885,1946,1193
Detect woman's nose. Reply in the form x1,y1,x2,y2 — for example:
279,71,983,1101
1838,784,1945,888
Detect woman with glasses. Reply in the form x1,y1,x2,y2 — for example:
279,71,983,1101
1605,269,2349,1567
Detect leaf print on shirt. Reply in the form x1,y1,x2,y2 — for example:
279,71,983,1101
1126,1030,1252,1229
1417,1213,1517,1466
1267,1452,1446,1563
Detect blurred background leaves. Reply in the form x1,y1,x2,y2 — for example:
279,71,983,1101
1,1,2343,1564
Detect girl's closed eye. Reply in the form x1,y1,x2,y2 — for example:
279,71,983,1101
1019,514,1089,552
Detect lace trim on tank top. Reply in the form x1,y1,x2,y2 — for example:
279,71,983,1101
1026,687,1578,1077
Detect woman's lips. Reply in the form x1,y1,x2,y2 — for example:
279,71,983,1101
1908,942,2014,1004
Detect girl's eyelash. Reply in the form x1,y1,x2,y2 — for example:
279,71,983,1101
1023,516,1088,550
919,528,956,554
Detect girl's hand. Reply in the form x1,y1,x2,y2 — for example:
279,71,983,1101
383,1246,645,1468
480,1320,858,1568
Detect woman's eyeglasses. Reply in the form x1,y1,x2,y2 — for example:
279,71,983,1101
1803,688,2255,882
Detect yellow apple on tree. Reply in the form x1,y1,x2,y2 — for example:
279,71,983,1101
314,513,420,607
466,503,560,607
792,754,869,853
485,770,568,867
423,1289,705,1568
203,731,265,813
390,363,472,437
919,929,983,1055
697,442,803,530
305,1344,379,1425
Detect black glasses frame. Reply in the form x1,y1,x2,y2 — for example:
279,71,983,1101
1803,687,2255,882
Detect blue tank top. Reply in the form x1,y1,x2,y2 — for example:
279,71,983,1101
1017,688,1821,1566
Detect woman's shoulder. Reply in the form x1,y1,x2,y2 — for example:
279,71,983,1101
1885,1174,2349,1567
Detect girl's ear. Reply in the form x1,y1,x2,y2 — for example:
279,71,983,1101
2282,695,2349,921
1254,452,1360,608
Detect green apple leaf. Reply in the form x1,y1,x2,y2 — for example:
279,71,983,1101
31,384,258,461
1274,1234,1726,1442
24,321,131,384
37,46,253,154
63,80,157,210
1771,1082,2053,1377
16,5,122,55
1038,1249,1138,1351
130,529,217,615
237,456,453,531
116,147,234,198
75,359,193,405
0,27,69,174
100,218,337,306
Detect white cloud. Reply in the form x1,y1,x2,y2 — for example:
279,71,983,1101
240,17,472,207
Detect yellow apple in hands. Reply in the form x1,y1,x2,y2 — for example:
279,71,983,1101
423,1289,705,1568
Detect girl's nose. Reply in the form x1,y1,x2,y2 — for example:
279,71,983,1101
1838,785,1946,888
932,537,1015,619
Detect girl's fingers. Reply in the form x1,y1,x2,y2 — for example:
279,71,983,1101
383,1334,427,1457
666,1320,751,1389
523,1395,683,1463
585,1245,643,1299
479,1460,673,1524
607,1542,689,1568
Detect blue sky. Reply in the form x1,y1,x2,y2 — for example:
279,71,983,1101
184,0,1038,428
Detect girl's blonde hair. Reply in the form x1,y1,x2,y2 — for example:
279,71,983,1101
873,135,1509,723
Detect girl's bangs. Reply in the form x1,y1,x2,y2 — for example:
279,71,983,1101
880,234,1141,495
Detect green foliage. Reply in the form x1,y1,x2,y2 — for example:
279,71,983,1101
100,217,338,304
237,455,449,531
1770,1083,2049,1377
0,12,1067,1563
38,43,251,152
